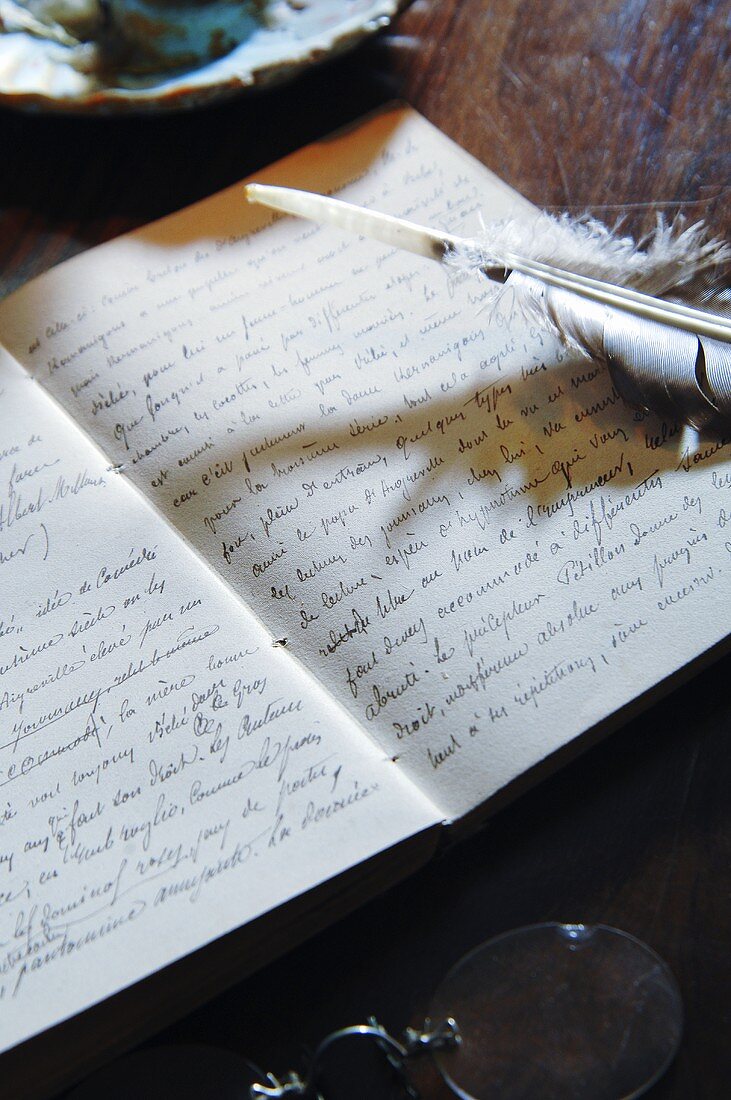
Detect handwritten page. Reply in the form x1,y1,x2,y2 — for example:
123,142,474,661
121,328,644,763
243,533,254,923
1,105,729,829
0,346,438,1053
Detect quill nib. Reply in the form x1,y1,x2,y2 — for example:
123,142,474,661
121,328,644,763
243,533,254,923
244,183,463,264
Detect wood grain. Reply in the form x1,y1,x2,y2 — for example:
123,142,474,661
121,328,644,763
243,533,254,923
0,1,728,1096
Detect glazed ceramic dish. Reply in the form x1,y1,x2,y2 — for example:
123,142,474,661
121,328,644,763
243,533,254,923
0,0,408,113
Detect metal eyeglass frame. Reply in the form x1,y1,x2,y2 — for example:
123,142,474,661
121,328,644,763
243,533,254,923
249,1015,461,1099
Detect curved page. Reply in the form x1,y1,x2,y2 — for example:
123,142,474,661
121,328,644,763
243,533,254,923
0,348,438,1054
1,106,729,828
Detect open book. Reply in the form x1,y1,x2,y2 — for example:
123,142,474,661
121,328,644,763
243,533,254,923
1,105,728,1098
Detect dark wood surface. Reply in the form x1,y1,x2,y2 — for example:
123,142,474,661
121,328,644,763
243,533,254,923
1,1,729,1096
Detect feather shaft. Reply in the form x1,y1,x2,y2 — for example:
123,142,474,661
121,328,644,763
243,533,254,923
504,254,731,342
504,253,729,329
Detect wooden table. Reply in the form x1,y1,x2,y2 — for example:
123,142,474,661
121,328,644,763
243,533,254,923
1,1,728,1096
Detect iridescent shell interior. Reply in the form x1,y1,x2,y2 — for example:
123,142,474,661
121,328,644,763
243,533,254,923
0,0,407,112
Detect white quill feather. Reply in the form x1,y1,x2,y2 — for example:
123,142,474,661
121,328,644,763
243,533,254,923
244,184,731,430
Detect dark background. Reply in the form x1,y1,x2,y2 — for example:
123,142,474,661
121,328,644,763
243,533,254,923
1,1,729,1097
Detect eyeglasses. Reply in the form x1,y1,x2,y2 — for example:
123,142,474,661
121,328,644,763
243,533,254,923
66,923,683,1100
